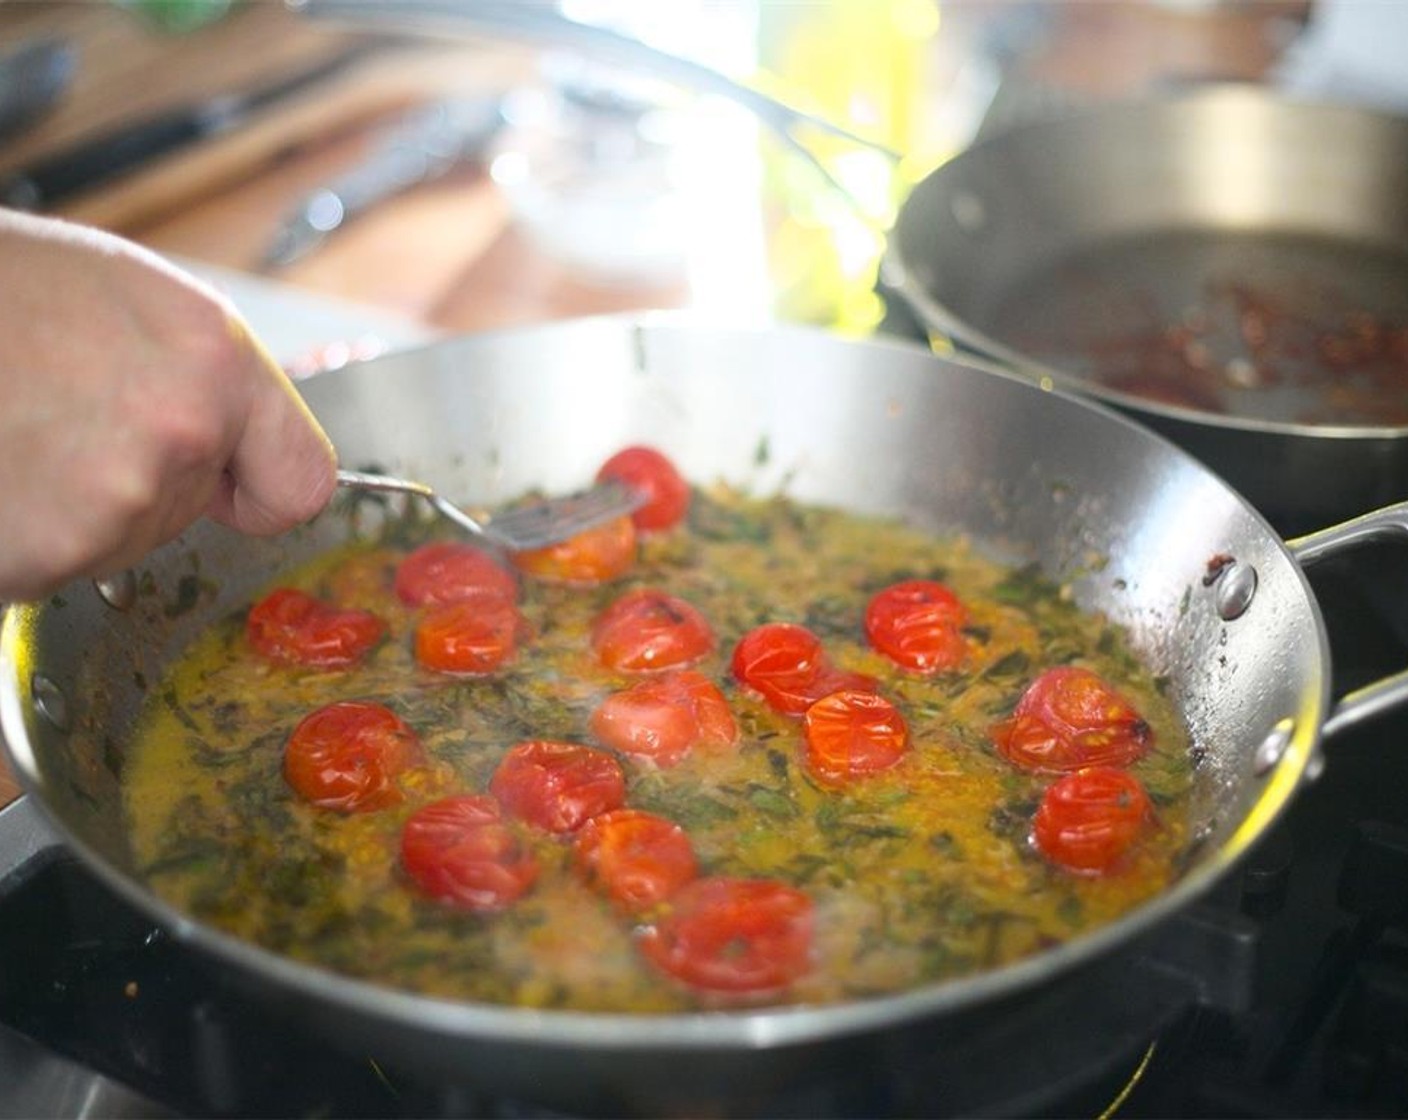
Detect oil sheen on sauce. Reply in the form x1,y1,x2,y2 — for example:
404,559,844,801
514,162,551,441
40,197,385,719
122,488,1194,1013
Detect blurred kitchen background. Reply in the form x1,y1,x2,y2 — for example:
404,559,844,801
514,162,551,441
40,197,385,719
0,0,1353,368
10,7,1408,1118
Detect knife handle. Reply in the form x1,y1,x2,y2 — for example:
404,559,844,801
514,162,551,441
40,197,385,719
339,100,502,212
0,99,240,211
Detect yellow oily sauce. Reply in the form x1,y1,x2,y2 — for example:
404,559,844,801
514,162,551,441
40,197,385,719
122,488,1193,1012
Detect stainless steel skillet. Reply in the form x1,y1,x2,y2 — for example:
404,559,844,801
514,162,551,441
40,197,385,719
2,317,1407,1115
883,86,1408,533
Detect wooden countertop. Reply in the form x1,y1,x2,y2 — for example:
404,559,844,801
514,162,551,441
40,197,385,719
0,0,710,333
0,0,1309,331
0,0,1308,811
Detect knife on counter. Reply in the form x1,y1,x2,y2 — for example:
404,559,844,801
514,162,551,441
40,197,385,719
0,44,376,212
0,37,76,141
260,94,505,269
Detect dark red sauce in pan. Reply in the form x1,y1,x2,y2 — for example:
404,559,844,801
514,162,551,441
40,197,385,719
985,230,1408,427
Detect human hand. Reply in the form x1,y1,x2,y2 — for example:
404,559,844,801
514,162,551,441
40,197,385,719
0,211,338,601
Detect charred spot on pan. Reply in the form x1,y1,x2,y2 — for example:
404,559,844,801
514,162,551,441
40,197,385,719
162,573,211,619
101,734,123,778
1203,552,1236,587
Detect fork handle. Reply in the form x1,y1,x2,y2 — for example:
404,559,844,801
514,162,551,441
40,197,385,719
335,467,495,542
335,467,432,501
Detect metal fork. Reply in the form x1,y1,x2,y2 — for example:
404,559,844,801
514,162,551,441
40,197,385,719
335,468,644,552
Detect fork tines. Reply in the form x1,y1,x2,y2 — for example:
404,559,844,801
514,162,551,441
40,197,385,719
486,479,643,550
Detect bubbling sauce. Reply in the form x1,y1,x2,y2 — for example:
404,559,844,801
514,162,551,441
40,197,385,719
123,487,1194,1012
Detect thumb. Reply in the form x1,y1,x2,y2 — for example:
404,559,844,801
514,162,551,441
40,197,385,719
205,334,338,536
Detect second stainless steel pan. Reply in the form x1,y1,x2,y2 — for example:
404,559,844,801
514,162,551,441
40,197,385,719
883,86,1408,532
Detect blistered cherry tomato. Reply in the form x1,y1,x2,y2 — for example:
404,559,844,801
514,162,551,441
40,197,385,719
636,877,815,997
246,587,385,668
283,700,420,812
990,666,1152,773
1032,767,1154,875
489,740,626,833
591,588,715,672
414,596,526,675
590,669,738,768
731,622,877,716
573,808,697,913
511,516,637,584
864,579,968,673
400,794,539,911
596,446,690,532
394,541,518,607
803,690,909,787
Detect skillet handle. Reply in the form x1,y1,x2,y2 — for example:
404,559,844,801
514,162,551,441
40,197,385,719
1287,502,1408,740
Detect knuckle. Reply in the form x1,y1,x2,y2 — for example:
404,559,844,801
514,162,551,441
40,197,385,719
158,288,252,388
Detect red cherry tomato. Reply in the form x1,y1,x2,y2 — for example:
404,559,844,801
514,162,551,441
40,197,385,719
636,877,815,997
730,622,877,716
573,808,697,913
393,541,518,607
990,666,1153,773
596,446,690,532
864,579,968,673
400,794,539,911
246,587,385,668
589,669,738,768
489,740,626,833
591,588,715,673
511,516,637,584
283,700,420,812
803,690,909,787
414,596,526,675
1032,767,1155,875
